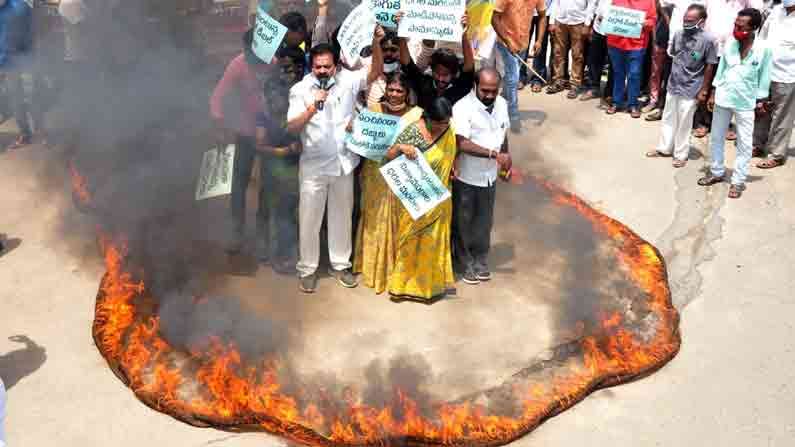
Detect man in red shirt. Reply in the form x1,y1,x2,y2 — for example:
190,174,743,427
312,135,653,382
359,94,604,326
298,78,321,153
210,29,279,255
604,0,657,118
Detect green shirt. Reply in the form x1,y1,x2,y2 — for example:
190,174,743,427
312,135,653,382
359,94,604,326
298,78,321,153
713,40,772,112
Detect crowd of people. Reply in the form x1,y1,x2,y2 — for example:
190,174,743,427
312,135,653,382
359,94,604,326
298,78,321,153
1,0,793,302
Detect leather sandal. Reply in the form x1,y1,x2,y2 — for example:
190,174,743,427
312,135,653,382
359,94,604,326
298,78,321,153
697,174,724,186
756,158,785,169
645,150,672,158
728,184,744,199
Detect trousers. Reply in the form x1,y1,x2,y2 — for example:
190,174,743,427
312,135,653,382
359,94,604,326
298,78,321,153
710,105,754,186
257,154,299,263
230,135,261,242
609,47,645,109
656,94,697,161
649,45,671,107
552,23,588,88
753,81,794,161
297,172,354,277
496,42,520,122
452,180,496,272
586,32,616,98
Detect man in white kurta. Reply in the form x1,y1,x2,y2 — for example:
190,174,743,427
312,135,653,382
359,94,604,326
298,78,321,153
287,44,364,293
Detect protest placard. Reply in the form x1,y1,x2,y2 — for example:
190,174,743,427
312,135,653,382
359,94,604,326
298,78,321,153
398,0,466,43
466,0,495,59
602,5,646,39
345,110,401,161
380,154,452,220
338,2,377,67
196,145,236,201
371,0,401,27
251,5,288,63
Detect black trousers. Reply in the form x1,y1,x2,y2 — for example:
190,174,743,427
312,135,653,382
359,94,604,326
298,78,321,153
452,180,496,272
231,135,260,240
585,32,613,96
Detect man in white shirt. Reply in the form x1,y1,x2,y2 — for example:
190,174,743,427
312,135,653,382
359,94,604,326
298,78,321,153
287,43,366,293
451,68,512,285
754,0,795,169
547,0,596,98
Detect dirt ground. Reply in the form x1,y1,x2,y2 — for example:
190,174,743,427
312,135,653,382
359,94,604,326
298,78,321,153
1,89,794,446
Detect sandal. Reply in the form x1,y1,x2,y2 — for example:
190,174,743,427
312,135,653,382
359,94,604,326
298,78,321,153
672,159,687,168
697,174,724,186
566,89,579,99
728,184,743,199
645,109,663,121
606,105,623,115
692,127,708,138
531,84,543,93
726,130,737,141
752,147,765,158
546,84,564,95
645,150,672,158
579,90,597,101
756,158,785,169
7,135,32,150
630,108,642,119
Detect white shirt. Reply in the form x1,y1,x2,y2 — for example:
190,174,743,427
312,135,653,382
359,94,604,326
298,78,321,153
550,0,597,25
288,69,364,178
759,5,795,83
452,91,510,187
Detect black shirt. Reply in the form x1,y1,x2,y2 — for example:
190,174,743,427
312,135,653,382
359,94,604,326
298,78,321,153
401,60,475,110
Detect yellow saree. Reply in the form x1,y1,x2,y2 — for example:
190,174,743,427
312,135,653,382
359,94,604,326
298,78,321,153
353,106,423,293
387,124,457,300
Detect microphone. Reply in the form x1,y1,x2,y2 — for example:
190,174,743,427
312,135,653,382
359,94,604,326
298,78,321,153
317,77,329,111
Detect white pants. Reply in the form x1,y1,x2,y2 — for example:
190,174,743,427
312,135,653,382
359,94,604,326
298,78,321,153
297,173,354,277
710,105,755,186
656,94,697,161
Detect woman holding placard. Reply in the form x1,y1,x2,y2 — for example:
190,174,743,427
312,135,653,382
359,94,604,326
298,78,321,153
354,72,423,293
381,97,457,302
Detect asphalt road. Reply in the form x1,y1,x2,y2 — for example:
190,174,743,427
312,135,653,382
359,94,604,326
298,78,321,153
1,90,794,446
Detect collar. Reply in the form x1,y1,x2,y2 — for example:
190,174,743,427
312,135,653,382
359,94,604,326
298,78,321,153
468,91,496,114
723,40,757,65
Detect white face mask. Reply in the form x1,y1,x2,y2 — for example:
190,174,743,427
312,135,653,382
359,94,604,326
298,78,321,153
783,0,795,7
383,62,400,73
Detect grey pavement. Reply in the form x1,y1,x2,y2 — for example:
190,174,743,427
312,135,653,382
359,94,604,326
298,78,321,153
1,89,794,446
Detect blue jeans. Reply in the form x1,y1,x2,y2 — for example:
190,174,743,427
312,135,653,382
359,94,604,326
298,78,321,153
496,42,520,122
608,47,645,109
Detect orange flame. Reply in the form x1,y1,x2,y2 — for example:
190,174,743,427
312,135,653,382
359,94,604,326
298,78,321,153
81,168,680,446
69,160,92,206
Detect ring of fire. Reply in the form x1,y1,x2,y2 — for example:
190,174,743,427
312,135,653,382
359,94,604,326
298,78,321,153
81,170,680,446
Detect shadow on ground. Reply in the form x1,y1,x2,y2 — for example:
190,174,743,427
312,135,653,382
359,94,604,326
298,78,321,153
0,335,47,389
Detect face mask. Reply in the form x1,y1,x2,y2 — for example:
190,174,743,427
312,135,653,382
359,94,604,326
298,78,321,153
733,29,751,41
383,100,407,112
315,74,336,90
683,19,702,33
783,0,795,7
383,62,400,73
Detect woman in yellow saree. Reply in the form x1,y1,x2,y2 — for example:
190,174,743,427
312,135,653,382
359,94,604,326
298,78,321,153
382,97,457,301
353,72,423,292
